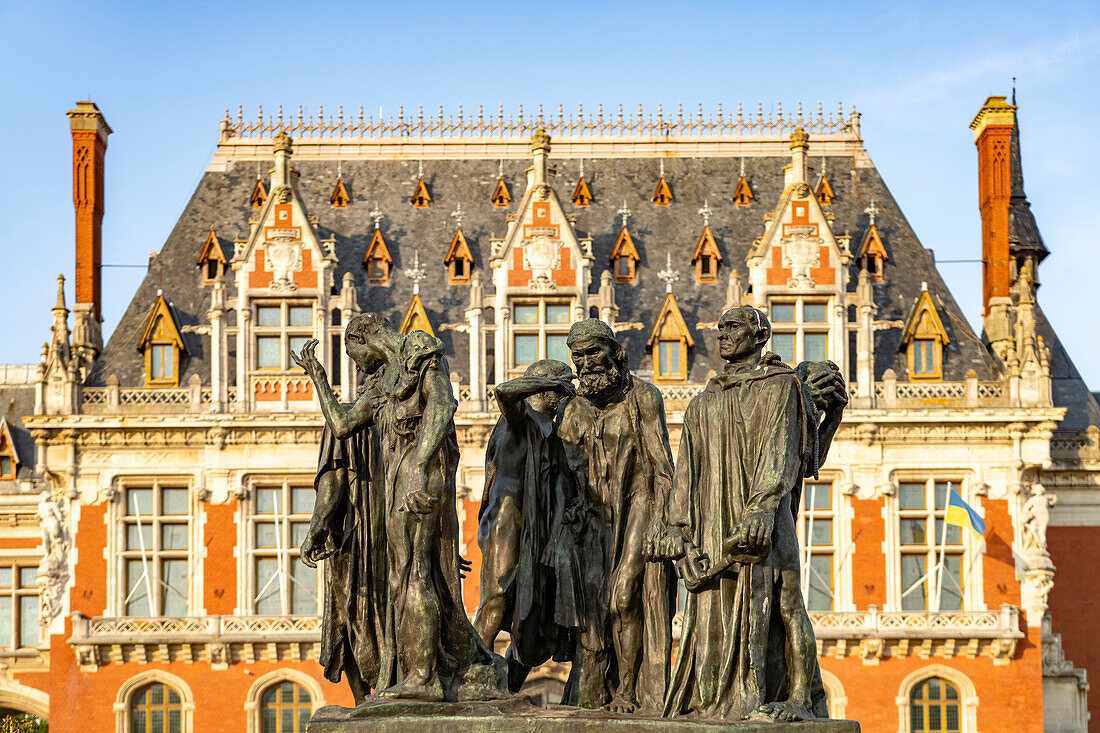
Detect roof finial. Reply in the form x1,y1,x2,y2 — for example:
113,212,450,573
498,159,504,178
659,158,665,178
54,274,66,310
617,201,632,229
658,252,680,294
578,158,585,178
408,250,426,295
1012,76,1017,105
370,204,383,230
451,202,466,228
417,160,424,180
864,198,879,227
698,199,714,227
739,156,745,178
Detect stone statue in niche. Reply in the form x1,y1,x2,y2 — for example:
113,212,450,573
653,306,847,723
292,314,507,704
1022,483,1056,555
474,360,585,692
36,492,70,628
556,318,676,713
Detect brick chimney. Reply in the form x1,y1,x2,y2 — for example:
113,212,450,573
970,96,1016,357
970,97,1016,313
67,101,111,323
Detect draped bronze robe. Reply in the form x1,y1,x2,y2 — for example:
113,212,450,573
665,362,828,720
477,405,584,668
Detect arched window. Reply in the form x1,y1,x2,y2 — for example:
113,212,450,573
897,667,976,733
260,681,312,733
117,671,194,733
245,670,324,733
909,677,960,733
130,682,184,733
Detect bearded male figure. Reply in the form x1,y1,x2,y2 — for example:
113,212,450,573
293,314,506,703
656,306,845,722
557,319,675,713
474,359,585,692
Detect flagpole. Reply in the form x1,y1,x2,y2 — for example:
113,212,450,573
933,483,951,612
802,483,817,602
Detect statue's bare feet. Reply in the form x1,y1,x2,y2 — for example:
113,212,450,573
757,700,813,722
375,677,445,703
604,693,637,714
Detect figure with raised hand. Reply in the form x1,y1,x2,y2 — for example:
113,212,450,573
293,314,507,703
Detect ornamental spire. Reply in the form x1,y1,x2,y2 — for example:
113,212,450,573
658,252,680,293
407,250,426,295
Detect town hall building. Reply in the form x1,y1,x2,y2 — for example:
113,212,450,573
0,97,1095,732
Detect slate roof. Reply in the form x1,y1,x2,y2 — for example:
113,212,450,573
0,379,38,486
1008,117,1049,266
89,141,1003,389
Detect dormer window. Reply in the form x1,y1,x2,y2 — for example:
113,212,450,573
733,174,754,206
816,174,835,205
249,179,267,209
647,293,693,384
330,177,350,209
491,176,511,208
692,225,722,284
859,223,889,282
363,228,393,286
572,176,593,207
609,226,639,285
0,420,18,480
411,177,431,209
197,228,227,285
445,228,474,285
652,175,673,206
902,290,950,381
139,295,186,388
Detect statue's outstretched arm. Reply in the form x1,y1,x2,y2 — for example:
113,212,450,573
292,339,375,438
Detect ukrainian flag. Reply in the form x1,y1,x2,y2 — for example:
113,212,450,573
944,489,985,537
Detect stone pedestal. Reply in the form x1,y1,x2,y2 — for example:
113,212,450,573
307,697,860,732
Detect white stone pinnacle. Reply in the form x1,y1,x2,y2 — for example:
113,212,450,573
658,252,679,293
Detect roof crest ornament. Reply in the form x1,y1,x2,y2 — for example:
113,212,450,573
658,252,680,294
698,200,714,227
864,198,879,227
407,250,427,295
224,102,858,138
617,201,632,229
451,203,466,228
739,157,745,178
370,204,383,230
498,159,504,178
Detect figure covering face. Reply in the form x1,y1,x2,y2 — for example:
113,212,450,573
294,314,507,703
557,319,676,713
659,306,845,722
474,359,585,691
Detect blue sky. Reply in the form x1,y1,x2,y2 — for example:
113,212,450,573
1,1,1098,384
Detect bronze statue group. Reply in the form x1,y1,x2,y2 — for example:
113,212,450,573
292,304,847,723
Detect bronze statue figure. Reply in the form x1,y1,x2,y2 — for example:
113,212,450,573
300,385,385,704
557,319,676,713
293,314,507,703
474,360,585,692
655,306,846,722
